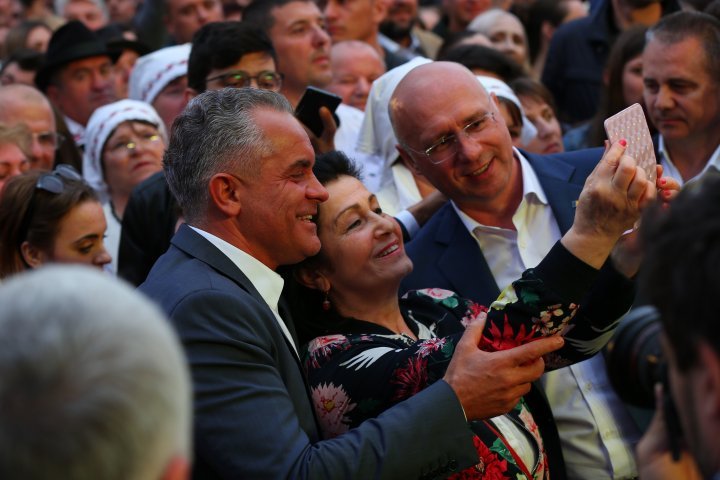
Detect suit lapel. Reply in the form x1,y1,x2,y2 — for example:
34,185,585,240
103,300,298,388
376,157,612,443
434,205,501,305
171,225,303,363
524,151,584,235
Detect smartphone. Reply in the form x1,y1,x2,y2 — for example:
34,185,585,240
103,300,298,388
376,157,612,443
295,86,342,138
604,103,657,183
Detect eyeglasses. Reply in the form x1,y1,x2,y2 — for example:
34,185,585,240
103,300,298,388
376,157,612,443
403,112,497,165
17,164,83,250
32,131,67,150
107,132,162,154
204,70,284,91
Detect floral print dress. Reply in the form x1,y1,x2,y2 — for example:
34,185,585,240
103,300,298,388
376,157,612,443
303,266,619,480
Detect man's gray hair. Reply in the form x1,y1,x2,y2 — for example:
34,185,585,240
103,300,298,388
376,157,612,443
0,266,191,480
164,88,293,223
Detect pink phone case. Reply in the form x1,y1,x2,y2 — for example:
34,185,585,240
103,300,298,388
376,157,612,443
604,103,657,183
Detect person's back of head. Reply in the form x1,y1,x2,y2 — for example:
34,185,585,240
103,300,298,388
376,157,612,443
0,265,192,480
188,21,276,93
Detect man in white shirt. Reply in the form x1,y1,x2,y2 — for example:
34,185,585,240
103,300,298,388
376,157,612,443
392,61,652,479
643,11,720,187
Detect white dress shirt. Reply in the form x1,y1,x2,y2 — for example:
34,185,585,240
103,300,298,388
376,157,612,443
658,135,720,187
64,115,85,147
454,149,640,479
189,226,298,357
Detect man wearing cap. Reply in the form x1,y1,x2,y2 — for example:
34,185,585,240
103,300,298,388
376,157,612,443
35,20,118,150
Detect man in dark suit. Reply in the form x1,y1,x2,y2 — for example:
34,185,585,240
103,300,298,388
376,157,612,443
390,61,647,479
138,87,568,479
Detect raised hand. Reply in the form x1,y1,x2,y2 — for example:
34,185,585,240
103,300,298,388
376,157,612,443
562,140,655,269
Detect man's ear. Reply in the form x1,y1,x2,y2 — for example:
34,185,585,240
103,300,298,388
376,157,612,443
208,173,243,217
163,13,175,37
184,87,198,103
396,146,424,176
372,0,388,25
295,265,330,293
20,241,46,269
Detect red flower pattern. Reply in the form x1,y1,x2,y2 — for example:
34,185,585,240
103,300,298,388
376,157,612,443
391,356,428,401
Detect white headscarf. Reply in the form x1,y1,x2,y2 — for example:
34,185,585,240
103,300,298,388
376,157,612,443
356,56,432,173
82,99,168,202
128,43,191,105
475,75,537,147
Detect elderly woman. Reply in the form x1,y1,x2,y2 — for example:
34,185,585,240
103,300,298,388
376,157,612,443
0,165,111,278
82,99,167,274
290,151,674,479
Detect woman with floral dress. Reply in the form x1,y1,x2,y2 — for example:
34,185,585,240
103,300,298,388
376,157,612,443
289,151,670,479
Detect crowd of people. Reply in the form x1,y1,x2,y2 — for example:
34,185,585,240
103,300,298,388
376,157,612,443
1,0,720,479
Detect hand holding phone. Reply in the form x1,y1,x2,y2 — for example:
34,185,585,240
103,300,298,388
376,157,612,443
604,103,657,183
295,86,342,137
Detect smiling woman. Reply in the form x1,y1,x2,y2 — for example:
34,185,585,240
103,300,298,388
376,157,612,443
82,99,167,274
285,150,635,479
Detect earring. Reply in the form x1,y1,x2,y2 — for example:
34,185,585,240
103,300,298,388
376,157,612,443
322,290,331,311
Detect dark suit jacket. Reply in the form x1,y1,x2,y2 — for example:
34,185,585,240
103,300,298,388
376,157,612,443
139,225,479,479
401,148,637,480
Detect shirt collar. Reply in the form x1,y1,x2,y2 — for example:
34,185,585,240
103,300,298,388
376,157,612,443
658,135,720,186
189,226,284,312
451,148,548,231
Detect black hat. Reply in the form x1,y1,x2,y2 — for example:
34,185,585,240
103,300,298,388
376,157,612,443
96,24,152,57
35,20,120,92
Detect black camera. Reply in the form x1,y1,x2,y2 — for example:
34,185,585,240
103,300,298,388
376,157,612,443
604,305,684,460
605,305,664,408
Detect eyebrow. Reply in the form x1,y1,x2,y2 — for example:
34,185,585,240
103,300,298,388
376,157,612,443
72,233,102,245
333,193,376,228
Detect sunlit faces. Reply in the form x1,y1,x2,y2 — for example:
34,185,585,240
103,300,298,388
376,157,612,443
152,75,188,133
40,200,112,269
622,55,644,106
314,175,413,294
484,14,528,67
519,94,563,155
327,41,385,111
268,1,332,104
101,121,165,200
0,143,29,193
234,108,328,269
394,63,518,211
164,0,223,44
204,52,278,91
323,0,385,44
63,0,108,31
642,36,720,142
46,56,117,126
